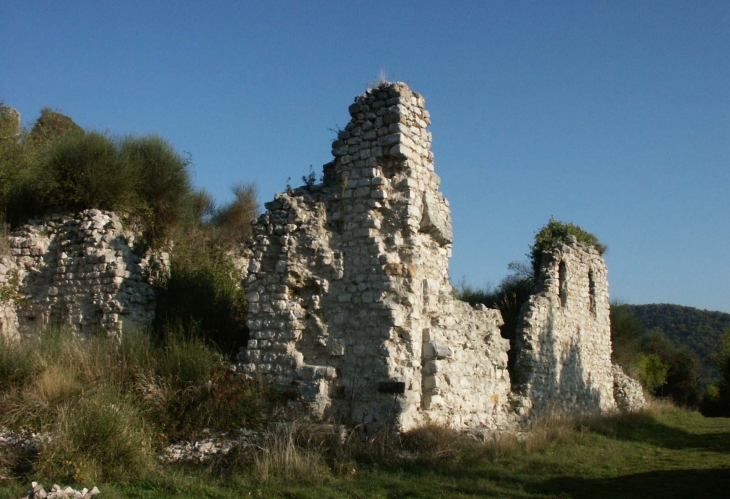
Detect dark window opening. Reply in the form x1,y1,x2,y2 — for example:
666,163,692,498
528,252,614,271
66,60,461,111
559,260,568,307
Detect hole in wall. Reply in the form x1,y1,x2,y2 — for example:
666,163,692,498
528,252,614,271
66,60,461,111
559,260,568,307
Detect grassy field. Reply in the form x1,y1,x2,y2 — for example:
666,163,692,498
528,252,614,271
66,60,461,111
2,402,729,499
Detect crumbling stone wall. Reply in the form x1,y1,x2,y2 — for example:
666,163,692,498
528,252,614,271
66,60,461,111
0,209,161,339
0,257,21,341
612,364,647,413
512,236,617,421
240,83,516,431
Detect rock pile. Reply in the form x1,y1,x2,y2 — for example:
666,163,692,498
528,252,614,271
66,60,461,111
160,429,259,463
24,482,100,499
0,427,51,455
612,364,647,412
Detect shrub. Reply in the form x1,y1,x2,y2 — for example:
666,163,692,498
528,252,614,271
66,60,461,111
531,218,606,277
1,108,197,248
210,182,258,247
27,108,83,146
153,235,248,354
120,135,192,246
36,388,156,483
43,132,140,213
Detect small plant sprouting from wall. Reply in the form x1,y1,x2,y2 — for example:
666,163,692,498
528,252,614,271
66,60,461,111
302,165,317,189
0,270,24,306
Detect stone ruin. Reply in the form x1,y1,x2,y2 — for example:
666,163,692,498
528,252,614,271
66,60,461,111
238,82,646,431
0,83,646,433
0,209,162,340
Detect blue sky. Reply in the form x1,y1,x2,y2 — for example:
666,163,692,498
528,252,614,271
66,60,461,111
2,1,729,313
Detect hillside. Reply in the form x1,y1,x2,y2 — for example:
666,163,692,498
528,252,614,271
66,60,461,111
626,304,730,380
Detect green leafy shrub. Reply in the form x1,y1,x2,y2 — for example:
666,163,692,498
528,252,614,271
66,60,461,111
531,218,606,277
1,107,195,249
119,135,192,246
43,132,139,213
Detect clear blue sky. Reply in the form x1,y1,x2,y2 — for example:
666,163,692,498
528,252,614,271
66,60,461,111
3,1,729,313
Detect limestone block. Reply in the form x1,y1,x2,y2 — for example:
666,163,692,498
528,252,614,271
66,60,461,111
423,342,452,360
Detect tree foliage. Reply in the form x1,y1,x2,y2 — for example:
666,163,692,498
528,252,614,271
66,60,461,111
624,303,730,383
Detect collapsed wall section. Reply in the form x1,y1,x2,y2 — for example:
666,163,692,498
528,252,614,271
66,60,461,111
240,83,515,432
512,236,617,421
0,210,160,339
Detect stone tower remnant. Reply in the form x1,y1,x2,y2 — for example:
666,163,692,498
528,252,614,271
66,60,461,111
240,82,645,431
512,236,616,422
240,82,514,431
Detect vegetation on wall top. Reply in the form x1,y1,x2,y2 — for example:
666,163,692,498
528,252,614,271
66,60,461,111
530,217,606,277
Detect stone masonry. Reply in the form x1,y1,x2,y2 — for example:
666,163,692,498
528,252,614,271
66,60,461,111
0,84,644,430
512,236,617,421
0,209,161,340
240,82,645,431
241,82,515,432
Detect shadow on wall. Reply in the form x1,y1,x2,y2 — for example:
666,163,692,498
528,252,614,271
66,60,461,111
15,214,155,336
523,310,605,420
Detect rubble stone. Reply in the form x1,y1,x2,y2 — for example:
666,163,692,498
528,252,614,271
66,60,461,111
612,364,648,412
0,210,165,339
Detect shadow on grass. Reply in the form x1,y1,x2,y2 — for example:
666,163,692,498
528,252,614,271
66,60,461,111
538,468,730,499
585,410,730,454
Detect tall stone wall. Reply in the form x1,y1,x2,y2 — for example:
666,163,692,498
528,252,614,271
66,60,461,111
512,236,617,421
240,82,516,432
0,209,161,339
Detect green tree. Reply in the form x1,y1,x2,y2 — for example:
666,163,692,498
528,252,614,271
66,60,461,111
642,329,700,406
636,353,670,393
610,302,644,369
700,328,730,416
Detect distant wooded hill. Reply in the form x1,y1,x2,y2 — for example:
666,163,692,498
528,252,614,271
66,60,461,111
625,304,730,381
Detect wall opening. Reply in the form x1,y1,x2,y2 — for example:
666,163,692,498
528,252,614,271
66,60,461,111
558,260,568,307
588,268,597,316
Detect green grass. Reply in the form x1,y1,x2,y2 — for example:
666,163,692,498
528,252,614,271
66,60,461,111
2,402,728,498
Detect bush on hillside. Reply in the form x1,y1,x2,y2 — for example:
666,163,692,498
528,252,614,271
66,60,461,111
0,107,194,248
44,132,140,213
